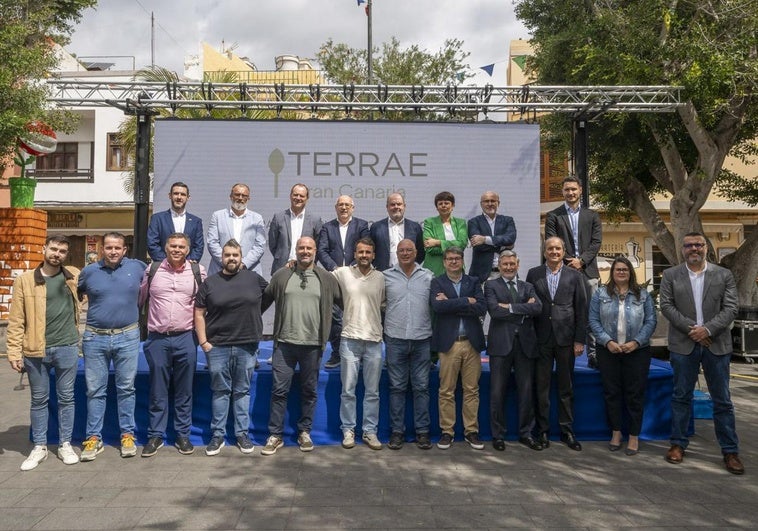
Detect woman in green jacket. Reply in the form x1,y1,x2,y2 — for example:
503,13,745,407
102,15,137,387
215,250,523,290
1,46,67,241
422,191,468,276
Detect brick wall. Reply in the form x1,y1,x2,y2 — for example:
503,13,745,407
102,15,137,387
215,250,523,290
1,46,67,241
0,208,47,320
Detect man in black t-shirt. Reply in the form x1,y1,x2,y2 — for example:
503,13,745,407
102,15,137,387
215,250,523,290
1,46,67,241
194,239,268,456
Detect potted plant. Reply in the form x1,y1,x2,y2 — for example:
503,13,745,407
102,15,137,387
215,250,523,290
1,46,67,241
10,121,57,208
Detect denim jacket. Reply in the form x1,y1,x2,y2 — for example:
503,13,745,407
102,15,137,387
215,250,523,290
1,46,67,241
589,286,657,348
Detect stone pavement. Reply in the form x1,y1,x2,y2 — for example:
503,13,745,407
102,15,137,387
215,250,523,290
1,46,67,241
0,362,757,530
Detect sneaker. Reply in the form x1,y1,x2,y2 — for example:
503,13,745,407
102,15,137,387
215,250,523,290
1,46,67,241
416,433,432,450
236,434,255,454
465,432,485,450
80,436,104,462
437,433,453,450
362,432,382,450
205,436,225,456
120,433,137,458
298,431,314,452
324,355,341,369
20,445,48,471
388,432,404,450
260,435,283,456
175,436,195,455
141,437,164,458
57,442,79,465
342,430,356,449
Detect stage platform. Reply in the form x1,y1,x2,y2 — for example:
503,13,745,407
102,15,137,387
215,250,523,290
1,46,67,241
47,342,675,447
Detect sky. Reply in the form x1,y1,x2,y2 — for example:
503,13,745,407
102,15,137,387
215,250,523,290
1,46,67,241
67,0,530,86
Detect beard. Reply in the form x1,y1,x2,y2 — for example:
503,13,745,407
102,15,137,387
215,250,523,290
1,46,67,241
223,261,241,274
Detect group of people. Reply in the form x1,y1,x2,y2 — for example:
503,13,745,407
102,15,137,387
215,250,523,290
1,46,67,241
6,176,743,476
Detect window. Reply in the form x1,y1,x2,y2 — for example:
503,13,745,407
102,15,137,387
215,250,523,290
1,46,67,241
30,141,93,182
35,142,78,172
107,133,128,171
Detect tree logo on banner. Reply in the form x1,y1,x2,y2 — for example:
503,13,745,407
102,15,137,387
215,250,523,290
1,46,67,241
268,148,285,198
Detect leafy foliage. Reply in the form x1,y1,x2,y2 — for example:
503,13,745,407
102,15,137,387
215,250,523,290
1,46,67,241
0,0,96,168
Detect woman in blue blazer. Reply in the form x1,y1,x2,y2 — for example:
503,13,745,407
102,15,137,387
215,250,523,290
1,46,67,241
422,191,468,276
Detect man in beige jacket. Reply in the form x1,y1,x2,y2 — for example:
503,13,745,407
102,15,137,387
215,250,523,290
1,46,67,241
7,235,81,471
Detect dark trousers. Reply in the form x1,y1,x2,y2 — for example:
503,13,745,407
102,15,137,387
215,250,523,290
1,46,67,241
596,345,652,435
490,342,536,439
143,331,197,438
534,334,575,435
269,342,321,435
327,306,342,358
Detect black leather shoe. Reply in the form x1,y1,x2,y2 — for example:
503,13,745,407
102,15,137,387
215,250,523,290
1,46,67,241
519,436,543,451
537,433,550,449
560,432,582,451
492,438,505,451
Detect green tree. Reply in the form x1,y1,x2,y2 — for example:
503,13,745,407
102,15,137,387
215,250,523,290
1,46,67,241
316,37,472,120
0,0,96,168
516,0,758,304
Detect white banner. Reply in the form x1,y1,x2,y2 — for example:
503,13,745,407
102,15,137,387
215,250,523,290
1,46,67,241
154,119,541,274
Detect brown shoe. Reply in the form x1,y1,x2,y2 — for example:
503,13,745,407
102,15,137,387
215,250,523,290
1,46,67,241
665,444,684,464
724,453,745,475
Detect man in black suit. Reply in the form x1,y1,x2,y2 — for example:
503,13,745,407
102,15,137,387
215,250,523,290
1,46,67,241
430,246,487,450
526,236,588,451
484,250,542,451
147,182,204,262
468,191,517,283
268,183,323,275
544,176,602,366
317,195,369,368
369,193,424,271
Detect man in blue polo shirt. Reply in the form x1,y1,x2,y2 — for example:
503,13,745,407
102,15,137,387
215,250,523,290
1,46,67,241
77,232,146,461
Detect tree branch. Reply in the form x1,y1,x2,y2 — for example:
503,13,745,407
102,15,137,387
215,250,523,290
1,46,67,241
625,177,677,264
649,123,688,192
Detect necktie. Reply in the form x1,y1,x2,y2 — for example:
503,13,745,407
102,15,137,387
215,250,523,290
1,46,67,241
508,281,519,303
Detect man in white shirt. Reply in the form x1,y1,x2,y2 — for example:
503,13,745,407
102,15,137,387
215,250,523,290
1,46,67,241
268,183,323,275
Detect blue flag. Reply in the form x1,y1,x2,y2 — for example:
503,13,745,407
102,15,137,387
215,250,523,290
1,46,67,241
480,64,495,77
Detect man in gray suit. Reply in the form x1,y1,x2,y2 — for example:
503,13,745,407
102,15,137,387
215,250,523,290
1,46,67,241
660,231,743,475
207,183,267,276
268,183,323,276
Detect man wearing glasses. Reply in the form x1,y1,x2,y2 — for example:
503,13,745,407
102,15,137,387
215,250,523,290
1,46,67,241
206,183,266,275
659,232,743,474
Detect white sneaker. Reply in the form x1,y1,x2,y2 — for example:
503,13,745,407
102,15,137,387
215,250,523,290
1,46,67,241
362,432,383,450
20,445,48,471
342,430,355,449
57,442,80,465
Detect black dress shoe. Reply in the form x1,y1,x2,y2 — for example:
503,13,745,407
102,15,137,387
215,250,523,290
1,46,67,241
492,438,505,451
519,436,543,451
537,433,550,449
560,432,582,451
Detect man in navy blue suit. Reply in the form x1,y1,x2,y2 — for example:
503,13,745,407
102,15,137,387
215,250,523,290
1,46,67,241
430,246,487,451
468,191,516,283
369,193,424,271
317,195,369,368
147,182,204,262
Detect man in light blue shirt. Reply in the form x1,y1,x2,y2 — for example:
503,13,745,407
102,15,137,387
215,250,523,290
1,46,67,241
383,239,434,450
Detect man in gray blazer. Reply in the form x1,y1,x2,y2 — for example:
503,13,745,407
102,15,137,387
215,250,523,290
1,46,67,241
659,231,742,474
268,183,323,276
206,183,267,276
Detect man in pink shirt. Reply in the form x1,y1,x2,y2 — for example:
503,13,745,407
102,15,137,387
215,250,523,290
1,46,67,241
139,233,206,457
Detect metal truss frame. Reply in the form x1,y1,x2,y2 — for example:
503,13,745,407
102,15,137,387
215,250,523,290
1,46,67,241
46,80,683,117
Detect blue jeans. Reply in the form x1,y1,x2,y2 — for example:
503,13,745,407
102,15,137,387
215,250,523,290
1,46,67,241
82,327,140,438
206,343,257,438
384,336,431,435
143,331,197,438
670,345,739,454
24,345,79,446
339,338,382,434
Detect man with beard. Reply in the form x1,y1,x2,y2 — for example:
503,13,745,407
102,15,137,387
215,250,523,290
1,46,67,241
147,181,204,262
333,238,385,450
195,239,268,455
660,232,742,474
207,183,266,275
78,232,147,461
526,236,587,451
7,235,81,471
369,193,424,271
260,236,342,455
140,233,206,457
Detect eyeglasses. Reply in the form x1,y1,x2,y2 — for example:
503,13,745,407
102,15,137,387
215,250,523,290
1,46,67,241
444,256,462,262
614,268,629,273
298,271,308,290
683,243,705,249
